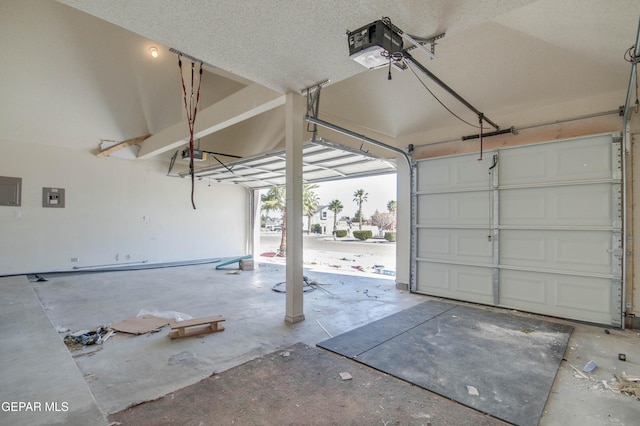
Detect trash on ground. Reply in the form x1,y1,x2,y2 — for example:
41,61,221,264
137,309,193,322
169,315,225,339
569,364,591,380
467,385,480,396
610,374,640,399
363,289,378,299
55,325,70,333
582,360,597,373
339,372,352,381
272,276,316,293
619,353,627,361
64,326,110,350
280,351,290,357
110,315,171,334
316,319,333,338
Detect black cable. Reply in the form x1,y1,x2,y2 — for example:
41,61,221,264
403,57,481,129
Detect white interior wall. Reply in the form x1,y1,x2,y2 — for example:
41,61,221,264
0,139,248,275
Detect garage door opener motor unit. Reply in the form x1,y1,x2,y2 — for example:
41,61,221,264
348,20,403,69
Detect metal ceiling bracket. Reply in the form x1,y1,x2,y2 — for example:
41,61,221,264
403,32,446,59
302,79,330,141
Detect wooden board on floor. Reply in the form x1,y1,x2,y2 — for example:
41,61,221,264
169,315,225,339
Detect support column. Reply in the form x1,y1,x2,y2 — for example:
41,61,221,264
285,92,305,323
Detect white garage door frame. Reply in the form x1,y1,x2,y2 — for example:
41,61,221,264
413,133,624,326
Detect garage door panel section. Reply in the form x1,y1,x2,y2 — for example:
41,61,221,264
498,134,615,184
417,228,492,263
415,134,622,325
500,229,613,275
417,262,493,304
418,192,490,226
418,153,490,192
499,270,614,324
500,184,616,227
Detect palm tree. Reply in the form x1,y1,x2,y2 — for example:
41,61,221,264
386,200,397,214
387,200,397,229
303,184,320,235
261,186,286,256
328,199,343,234
353,189,368,230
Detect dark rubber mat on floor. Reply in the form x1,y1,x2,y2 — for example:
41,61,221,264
318,300,573,426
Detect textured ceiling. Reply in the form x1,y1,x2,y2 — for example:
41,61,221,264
2,1,639,158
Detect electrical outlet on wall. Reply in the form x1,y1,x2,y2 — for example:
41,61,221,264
43,187,65,208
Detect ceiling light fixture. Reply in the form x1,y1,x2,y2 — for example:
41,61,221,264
149,47,158,58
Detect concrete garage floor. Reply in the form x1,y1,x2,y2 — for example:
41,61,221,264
2,261,640,425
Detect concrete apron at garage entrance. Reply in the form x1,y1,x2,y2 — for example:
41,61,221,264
3,261,640,425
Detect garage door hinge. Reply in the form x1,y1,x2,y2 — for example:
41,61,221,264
613,136,622,144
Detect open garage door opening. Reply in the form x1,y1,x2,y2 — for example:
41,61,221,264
186,138,399,280
259,173,398,279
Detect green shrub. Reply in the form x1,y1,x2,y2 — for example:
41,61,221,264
353,230,373,240
311,224,322,234
334,229,348,238
384,232,396,242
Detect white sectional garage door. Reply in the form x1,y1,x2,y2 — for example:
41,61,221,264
414,134,623,325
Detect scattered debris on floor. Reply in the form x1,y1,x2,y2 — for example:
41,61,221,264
339,372,353,381
271,276,317,293
570,363,640,400
610,375,640,399
583,360,597,373
63,326,111,354
55,325,70,333
363,289,378,298
316,319,333,338
169,315,225,339
466,385,480,396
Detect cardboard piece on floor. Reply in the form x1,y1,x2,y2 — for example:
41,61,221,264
110,315,171,334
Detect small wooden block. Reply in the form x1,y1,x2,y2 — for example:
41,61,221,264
169,315,225,340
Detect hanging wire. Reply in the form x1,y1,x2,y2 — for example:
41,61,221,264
402,57,481,129
178,54,204,209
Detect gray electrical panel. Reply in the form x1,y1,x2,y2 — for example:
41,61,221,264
42,187,65,208
0,176,22,206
